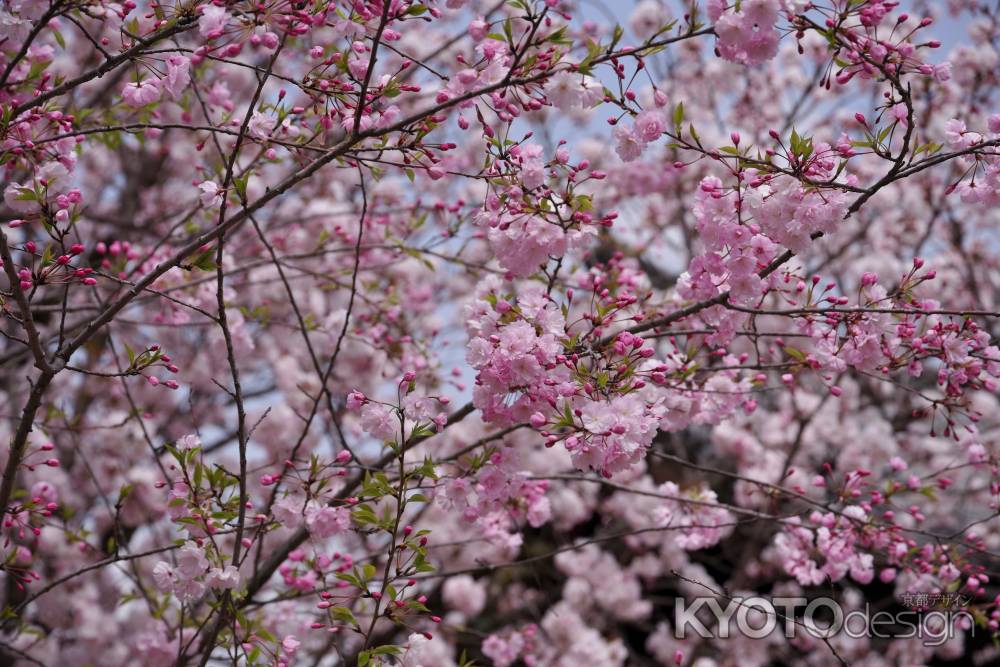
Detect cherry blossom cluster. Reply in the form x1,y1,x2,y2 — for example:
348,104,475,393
2,0,1000,665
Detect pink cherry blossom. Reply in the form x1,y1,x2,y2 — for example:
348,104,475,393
2,1,999,664
122,80,160,108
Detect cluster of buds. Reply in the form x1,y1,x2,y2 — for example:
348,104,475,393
137,344,181,390
21,441,59,472
6,241,93,290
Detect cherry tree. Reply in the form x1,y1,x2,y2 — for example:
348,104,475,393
1,0,999,665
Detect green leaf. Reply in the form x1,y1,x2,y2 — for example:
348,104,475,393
233,172,249,201
117,484,133,504
13,186,37,202
546,26,571,45
351,504,378,527
785,347,806,362
26,60,50,81
610,24,624,51
190,249,217,271
336,572,361,588
331,606,358,626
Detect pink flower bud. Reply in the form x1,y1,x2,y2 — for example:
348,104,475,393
346,390,366,410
